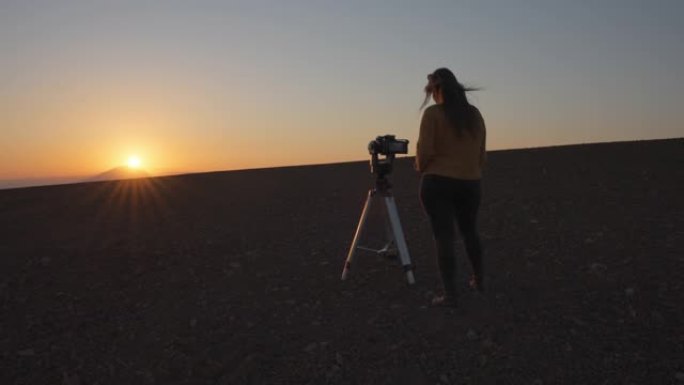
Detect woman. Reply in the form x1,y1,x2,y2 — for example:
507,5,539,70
416,67,487,307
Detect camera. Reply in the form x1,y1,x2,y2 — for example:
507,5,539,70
368,135,409,156
367,135,409,178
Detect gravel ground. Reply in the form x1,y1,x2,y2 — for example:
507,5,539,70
1,138,683,385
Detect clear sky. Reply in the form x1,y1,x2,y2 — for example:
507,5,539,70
1,0,682,186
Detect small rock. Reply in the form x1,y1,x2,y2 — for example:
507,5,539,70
628,305,637,318
17,348,35,356
466,329,478,341
440,374,450,384
229,262,241,269
481,338,495,350
304,342,318,353
335,352,344,366
325,365,340,380
62,372,81,385
651,311,664,325
675,372,684,381
189,318,197,328
625,288,635,297
40,257,51,266
590,263,607,273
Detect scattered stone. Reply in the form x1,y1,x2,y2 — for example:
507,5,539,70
481,338,495,350
651,311,664,325
625,288,635,297
17,348,35,356
589,263,607,273
440,374,450,384
304,342,318,353
335,352,344,366
189,318,197,328
675,372,684,382
571,317,587,327
466,329,478,341
325,365,341,380
628,305,637,318
62,372,81,385
40,257,51,266
229,262,241,269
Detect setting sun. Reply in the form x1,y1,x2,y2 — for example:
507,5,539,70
127,156,142,169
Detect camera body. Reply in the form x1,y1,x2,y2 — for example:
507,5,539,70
368,135,409,156
367,135,409,178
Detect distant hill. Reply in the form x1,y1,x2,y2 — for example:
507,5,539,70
87,166,150,182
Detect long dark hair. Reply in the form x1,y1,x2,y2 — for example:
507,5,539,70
420,68,480,136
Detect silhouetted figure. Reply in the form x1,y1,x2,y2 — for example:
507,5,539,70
416,67,487,307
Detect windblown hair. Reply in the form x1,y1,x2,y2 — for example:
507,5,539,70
421,68,480,137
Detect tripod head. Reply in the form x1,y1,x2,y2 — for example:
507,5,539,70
369,151,395,180
367,134,409,180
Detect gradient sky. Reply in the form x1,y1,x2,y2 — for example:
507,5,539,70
1,0,683,185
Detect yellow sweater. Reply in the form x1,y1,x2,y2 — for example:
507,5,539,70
415,104,487,180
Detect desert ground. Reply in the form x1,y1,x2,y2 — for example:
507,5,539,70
1,139,682,385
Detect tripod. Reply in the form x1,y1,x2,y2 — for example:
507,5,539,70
341,173,416,285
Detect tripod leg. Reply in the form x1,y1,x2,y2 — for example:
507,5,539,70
384,196,415,285
382,207,397,258
341,190,374,280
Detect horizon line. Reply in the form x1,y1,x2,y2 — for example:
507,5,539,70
1,136,681,191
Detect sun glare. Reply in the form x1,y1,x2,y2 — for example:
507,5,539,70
127,156,142,169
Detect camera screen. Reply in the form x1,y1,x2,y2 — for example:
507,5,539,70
388,141,408,154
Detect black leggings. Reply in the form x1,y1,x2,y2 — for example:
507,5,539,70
420,174,483,296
